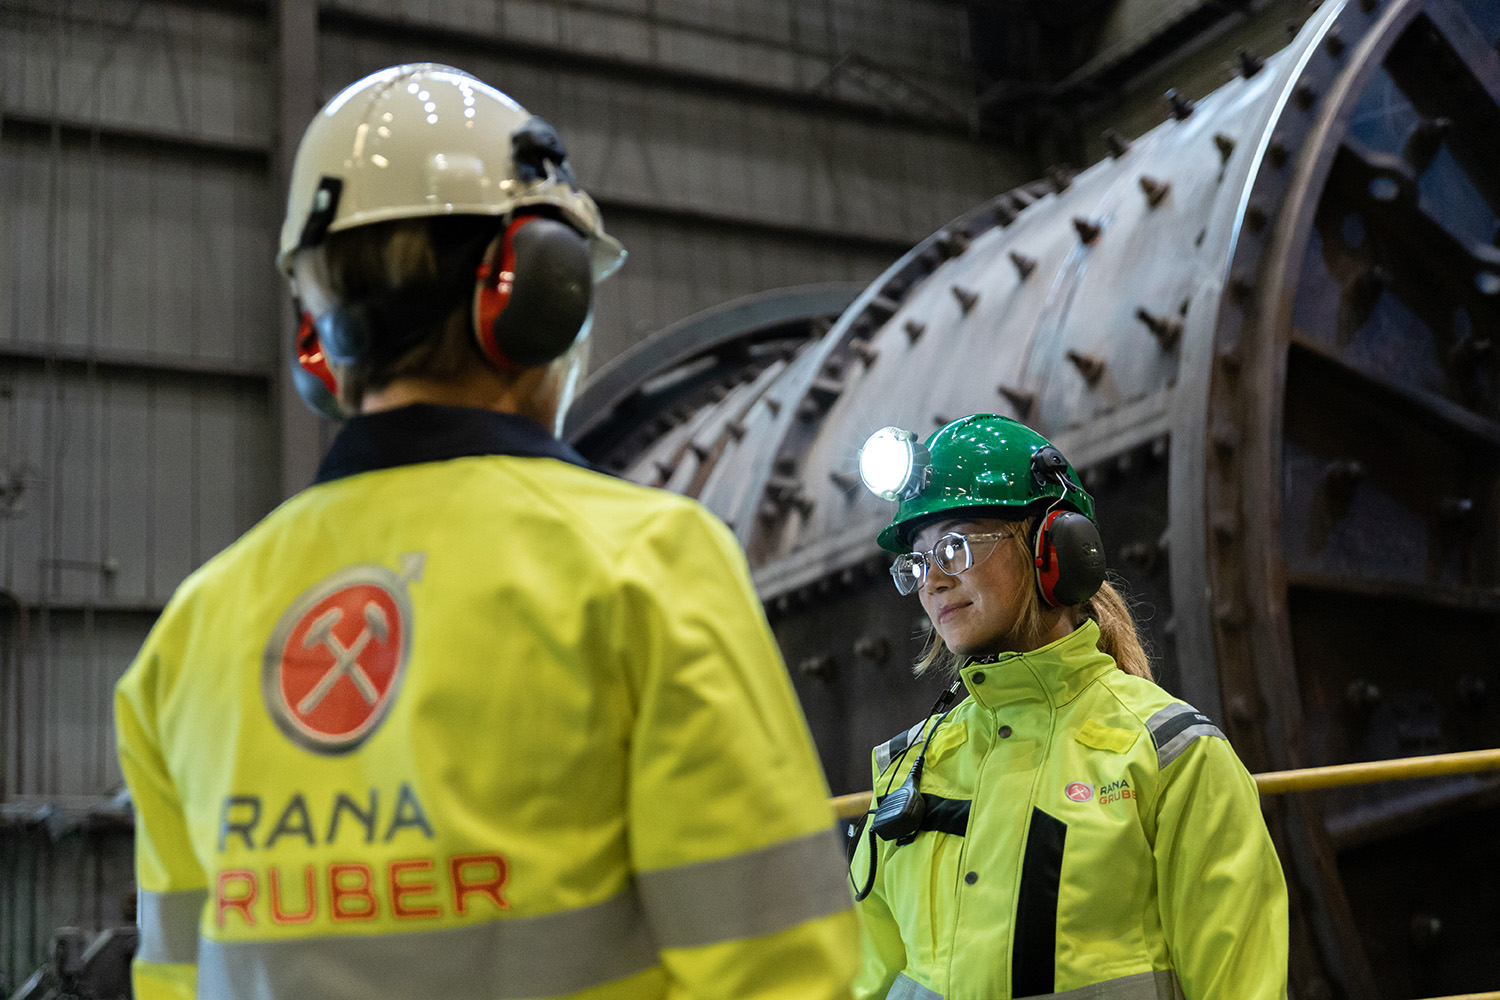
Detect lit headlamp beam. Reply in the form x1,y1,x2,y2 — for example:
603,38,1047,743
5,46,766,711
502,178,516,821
859,426,926,501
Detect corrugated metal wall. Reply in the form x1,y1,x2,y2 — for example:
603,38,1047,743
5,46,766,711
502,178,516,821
0,0,1023,989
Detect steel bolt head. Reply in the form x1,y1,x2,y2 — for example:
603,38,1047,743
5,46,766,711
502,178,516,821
1166,88,1195,121
1066,350,1106,385
1139,175,1171,207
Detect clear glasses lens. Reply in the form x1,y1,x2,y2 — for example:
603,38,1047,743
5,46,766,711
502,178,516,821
890,533,978,595
890,554,924,595
933,534,972,576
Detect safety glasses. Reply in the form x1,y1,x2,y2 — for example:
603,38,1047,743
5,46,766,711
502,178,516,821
890,530,1013,595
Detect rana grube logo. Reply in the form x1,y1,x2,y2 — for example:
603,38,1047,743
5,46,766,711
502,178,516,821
262,554,424,754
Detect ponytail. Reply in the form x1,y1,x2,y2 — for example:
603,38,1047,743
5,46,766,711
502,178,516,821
1080,575,1153,680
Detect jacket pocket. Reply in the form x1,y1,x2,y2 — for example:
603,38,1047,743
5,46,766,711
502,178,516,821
915,723,969,799
1074,718,1139,754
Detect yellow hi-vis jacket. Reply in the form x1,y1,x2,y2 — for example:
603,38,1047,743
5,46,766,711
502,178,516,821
851,622,1288,1000
116,404,857,1000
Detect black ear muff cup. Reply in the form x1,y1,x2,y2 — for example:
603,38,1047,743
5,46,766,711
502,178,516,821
490,217,593,367
1039,511,1107,607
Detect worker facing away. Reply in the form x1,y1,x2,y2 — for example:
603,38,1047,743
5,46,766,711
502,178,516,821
849,416,1288,999
115,63,858,1000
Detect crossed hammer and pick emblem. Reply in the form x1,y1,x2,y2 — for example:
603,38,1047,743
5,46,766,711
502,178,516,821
263,554,423,753
297,602,391,714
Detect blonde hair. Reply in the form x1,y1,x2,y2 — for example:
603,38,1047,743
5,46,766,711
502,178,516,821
911,516,1152,680
319,218,490,410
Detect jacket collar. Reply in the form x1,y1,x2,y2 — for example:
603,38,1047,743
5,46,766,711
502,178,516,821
314,403,593,485
957,620,1116,711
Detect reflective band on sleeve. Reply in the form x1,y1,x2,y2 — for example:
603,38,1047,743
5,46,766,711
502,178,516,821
875,721,927,775
197,889,657,1000
886,972,943,999
637,829,852,950
136,888,206,965
1146,703,1226,770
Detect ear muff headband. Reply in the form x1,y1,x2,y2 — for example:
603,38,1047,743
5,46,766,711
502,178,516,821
472,215,593,369
1033,509,1107,607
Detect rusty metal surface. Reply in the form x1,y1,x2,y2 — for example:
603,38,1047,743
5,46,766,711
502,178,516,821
571,1,1500,995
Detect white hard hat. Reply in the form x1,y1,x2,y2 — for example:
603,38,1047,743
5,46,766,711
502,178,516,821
278,63,625,282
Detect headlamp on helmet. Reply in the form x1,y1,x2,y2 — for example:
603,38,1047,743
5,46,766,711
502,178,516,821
859,426,930,502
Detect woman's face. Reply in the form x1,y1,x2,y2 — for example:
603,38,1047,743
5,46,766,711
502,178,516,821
912,515,1032,659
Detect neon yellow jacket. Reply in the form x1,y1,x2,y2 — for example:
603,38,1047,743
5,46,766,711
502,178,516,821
116,404,857,1000
851,622,1287,1000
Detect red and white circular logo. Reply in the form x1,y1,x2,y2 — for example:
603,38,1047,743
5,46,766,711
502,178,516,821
262,559,419,754
1065,782,1094,802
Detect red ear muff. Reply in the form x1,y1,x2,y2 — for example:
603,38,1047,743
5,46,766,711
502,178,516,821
472,215,593,369
291,310,344,420
1033,509,1107,607
296,311,338,395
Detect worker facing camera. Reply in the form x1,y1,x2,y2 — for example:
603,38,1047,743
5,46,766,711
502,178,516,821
849,413,1288,1000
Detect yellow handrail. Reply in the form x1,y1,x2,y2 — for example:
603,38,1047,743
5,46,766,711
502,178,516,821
831,747,1500,820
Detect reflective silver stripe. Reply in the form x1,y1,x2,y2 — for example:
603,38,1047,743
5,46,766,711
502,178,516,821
875,721,926,774
1156,724,1226,769
638,829,852,949
136,888,206,965
1146,703,1226,770
886,972,943,999
1027,969,1184,999
198,889,657,1000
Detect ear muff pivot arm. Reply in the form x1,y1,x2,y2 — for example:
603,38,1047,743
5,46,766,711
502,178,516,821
1030,445,1070,482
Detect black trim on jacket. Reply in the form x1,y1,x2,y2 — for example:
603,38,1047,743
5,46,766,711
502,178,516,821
1012,808,1067,997
314,404,594,485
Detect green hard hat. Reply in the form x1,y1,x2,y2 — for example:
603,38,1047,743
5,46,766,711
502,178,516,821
872,413,1095,552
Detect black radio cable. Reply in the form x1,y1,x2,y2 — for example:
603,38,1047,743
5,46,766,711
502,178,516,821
848,679,964,902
